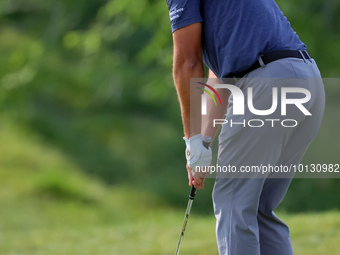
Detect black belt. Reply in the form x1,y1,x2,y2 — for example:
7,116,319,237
226,50,312,81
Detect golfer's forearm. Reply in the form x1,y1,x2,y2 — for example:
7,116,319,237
173,60,205,138
201,90,229,142
201,71,229,143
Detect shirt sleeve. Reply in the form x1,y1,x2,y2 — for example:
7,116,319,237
166,0,203,32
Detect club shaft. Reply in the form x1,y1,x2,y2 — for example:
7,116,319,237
175,136,210,255
175,198,194,255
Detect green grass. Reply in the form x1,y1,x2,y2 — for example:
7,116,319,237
0,121,339,255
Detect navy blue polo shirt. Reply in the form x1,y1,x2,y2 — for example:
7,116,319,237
166,0,306,79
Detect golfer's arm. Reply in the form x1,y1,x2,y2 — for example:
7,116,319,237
201,69,229,144
172,23,205,138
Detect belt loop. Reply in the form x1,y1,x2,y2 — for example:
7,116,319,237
299,50,307,63
304,50,313,63
258,54,265,67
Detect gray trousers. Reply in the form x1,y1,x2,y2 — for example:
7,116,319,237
213,57,325,255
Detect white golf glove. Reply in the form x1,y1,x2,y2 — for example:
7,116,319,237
183,134,212,171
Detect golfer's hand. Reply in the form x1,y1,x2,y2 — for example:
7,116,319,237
183,134,212,169
187,163,205,189
186,161,212,189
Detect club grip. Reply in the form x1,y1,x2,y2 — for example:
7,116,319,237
189,186,196,199
189,136,211,200
202,136,212,149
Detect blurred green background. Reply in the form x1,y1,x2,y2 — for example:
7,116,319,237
0,0,340,254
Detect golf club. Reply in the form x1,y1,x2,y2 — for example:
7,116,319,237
175,135,212,255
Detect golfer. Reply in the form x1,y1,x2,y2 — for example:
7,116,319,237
166,0,325,255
